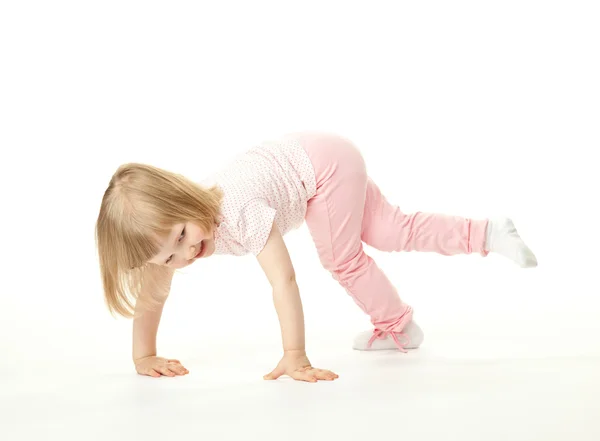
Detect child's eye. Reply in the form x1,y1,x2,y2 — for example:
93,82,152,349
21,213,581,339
165,227,185,265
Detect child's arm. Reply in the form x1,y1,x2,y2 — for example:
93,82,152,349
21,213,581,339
131,265,188,377
257,223,338,383
132,289,167,362
256,223,305,352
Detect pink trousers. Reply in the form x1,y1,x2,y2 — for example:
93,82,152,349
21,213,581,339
296,132,489,334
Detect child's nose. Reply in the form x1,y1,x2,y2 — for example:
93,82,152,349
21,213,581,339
187,245,197,260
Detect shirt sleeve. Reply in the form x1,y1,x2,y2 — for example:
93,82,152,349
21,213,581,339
237,198,277,255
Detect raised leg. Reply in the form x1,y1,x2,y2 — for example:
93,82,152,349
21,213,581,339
361,177,489,256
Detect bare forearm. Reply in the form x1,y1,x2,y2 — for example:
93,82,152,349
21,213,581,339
272,280,305,353
131,265,173,362
132,301,165,361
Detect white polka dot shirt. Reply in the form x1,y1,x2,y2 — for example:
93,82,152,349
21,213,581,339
201,135,317,256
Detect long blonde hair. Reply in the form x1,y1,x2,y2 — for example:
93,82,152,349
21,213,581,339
95,163,222,318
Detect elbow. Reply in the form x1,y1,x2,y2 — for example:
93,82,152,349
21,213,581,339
287,272,296,284
272,272,297,289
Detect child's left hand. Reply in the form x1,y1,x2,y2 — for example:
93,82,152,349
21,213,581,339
263,349,339,382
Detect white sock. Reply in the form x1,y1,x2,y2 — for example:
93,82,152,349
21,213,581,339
485,217,538,268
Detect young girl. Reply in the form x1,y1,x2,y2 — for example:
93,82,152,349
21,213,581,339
95,131,537,383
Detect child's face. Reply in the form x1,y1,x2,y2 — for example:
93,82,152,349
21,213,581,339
148,221,216,268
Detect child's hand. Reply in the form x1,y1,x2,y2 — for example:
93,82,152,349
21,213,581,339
134,356,189,378
263,350,339,383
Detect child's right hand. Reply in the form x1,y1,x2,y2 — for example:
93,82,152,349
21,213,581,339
134,356,189,378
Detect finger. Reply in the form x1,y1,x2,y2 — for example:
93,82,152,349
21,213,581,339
168,364,189,375
165,360,185,369
167,359,182,365
156,366,176,377
312,370,332,381
314,369,338,380
291,370,318,383
166,360,188,371
263,366,285,380
322,369,339,379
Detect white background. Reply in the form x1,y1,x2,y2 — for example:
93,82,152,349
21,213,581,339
1,1,599,440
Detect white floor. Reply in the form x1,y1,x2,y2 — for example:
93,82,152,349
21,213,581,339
2,330,599,441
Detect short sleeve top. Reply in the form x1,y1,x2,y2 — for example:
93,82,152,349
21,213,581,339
201,135,317,256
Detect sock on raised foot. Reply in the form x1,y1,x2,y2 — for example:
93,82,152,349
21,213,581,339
485,217,538,268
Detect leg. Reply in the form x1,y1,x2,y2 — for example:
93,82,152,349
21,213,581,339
361,178,538,267
300,133,414,350
361,177,489,256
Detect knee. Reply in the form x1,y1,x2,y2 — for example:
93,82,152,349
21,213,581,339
329,251,371,287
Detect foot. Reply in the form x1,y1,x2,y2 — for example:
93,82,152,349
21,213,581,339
353,320,424,351
485,217,538,268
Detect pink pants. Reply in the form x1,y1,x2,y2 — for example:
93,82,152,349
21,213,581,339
296,132,489,334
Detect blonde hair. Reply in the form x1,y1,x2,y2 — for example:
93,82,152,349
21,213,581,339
95,163,222,318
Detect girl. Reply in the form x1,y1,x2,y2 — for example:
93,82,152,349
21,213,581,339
95,131,537,383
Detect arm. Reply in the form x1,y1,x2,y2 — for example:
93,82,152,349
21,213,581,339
256,222,305,353
132,264,174,361
131,265,188,377
132,297,166,362
257,222,338,382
